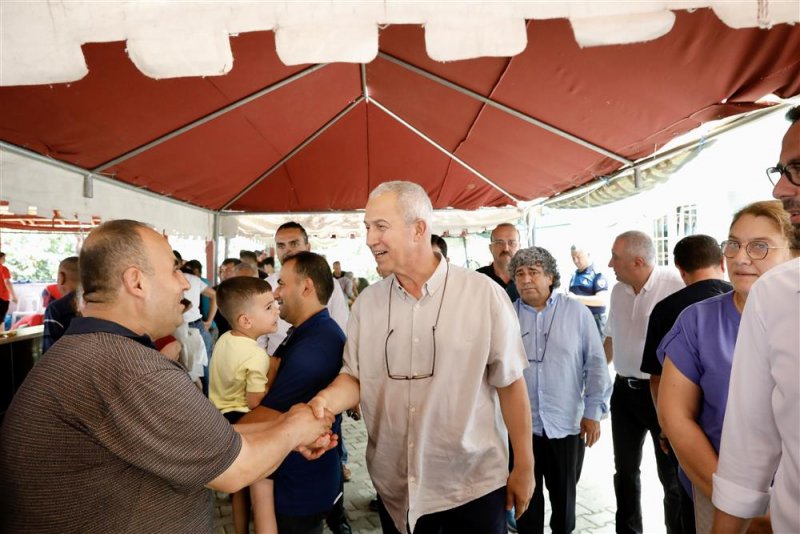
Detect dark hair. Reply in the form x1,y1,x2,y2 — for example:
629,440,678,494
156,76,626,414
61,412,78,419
80,220,153,303
0,252,5,259
276,221,309,244
239,250,257,262
431,234,448,258
282,251,334,305
786,105,800,123
259,256,275,268
59,256,80,282
172,250,183,262
184,259,203,276
221,257,242,267
216,276,273,326
672,235,723,272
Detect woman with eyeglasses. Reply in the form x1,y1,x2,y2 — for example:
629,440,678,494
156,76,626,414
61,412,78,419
656,200,798,534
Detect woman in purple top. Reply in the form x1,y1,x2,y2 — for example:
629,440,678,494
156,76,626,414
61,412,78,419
657,201,798,527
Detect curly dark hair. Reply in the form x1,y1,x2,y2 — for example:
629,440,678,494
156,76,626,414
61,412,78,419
508,246,561,292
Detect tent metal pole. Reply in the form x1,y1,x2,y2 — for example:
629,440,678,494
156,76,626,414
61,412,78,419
0,140,214,214
370,98,520,204
92,63,329,172
378,52,634,166
212,212,221,285
221,96,365,210
361,63,369,102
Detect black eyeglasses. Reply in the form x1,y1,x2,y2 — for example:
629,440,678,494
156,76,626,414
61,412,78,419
766,162,800,186
385,262,449,380
720,240,791,261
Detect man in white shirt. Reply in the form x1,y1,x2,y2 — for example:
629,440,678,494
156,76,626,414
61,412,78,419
711,105,800,534
265,221,349,354
309,181,534,534
604,231,684,534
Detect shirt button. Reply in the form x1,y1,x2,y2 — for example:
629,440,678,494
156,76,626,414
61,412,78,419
409,442,414,448
413,337,419,343
409,476,416,483
410,406,416,413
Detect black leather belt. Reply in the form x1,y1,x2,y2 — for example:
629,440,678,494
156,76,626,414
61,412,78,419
617,375,649,390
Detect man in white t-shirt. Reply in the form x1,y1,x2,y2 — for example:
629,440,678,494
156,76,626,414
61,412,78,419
265,222,349,354
604,231,684,534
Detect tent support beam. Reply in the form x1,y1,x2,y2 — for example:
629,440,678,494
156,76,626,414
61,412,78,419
378,52,634,166
360,63,369,102
370,98,519,204
92,63,329,173
0,141,214,214
221,96,365,210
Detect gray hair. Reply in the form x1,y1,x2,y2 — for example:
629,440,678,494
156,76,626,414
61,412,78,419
234,262,259,278
616,230,656,266
369,181,433,230
508,246,561,290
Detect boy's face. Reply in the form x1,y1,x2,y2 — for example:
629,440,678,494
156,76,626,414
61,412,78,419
242,291,280,336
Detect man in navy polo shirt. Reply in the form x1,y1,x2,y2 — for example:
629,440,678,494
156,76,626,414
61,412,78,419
568,245,609,337
243,251,347,534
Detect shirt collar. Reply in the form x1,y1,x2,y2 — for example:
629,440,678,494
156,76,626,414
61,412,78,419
292,308,330,336
640,266,660,293
394,256,448,299
65,316,155,349
516,292,557,314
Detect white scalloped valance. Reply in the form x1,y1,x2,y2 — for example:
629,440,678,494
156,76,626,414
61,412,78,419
2,1,798,86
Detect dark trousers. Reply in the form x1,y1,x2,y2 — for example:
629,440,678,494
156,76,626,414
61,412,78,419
276,511,326,534
517,432,585,534
377,486,506,534
611,376,682,534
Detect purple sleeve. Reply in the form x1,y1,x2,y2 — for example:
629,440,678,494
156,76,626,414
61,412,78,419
657,306,702,385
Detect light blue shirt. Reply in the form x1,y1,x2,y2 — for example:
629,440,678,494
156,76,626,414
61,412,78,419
515,293,612,438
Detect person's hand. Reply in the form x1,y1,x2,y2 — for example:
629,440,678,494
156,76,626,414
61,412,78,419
296,432,339,460
284,403,335,447
159,340,182,361
580,418,601,447
11,296,17,304
658,431,672,455
506,465,534,519
308,395,328,419
203,319,213,331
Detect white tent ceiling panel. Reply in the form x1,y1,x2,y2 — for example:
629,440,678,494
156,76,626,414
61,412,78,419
2,1,798,86
0,149,214,238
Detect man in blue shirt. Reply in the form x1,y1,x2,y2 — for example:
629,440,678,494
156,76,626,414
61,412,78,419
510,247,612,534
243,251,347,534
568,245,609,337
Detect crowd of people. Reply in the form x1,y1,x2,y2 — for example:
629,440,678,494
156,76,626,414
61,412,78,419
0,106,798,534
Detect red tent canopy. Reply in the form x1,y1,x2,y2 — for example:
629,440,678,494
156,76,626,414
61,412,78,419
1,9,798,214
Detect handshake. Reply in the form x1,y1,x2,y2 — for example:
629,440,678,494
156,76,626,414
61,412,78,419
284,402,339,461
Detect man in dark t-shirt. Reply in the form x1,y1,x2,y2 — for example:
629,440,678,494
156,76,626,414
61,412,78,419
477,222,521,301
0,220,334,534
243,251,348,533
639,234,730,534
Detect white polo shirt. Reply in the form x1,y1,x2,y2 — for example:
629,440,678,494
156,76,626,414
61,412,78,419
606,267,684,378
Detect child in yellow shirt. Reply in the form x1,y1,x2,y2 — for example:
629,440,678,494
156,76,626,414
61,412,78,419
210,277,280,534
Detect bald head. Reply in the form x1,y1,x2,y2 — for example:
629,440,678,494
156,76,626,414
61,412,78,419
80,220,153,304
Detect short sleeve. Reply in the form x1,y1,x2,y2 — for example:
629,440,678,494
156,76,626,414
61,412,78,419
658,307,702,385
341,302,361,379
593,273,609,293
96,368,241,490
243,351,269,393
486,283,528,388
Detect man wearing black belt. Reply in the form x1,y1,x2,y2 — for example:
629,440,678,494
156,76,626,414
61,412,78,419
604,231,684,534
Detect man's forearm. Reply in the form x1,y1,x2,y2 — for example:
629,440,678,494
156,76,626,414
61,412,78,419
497,378,533,469
603,337,613,364
314,373,361,415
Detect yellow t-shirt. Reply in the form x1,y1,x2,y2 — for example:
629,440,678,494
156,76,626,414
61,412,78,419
209,331,269,414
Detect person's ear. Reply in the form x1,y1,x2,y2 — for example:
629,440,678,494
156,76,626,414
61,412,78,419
237,313,251,330
121,266,145,297
57,271,66,285
413,219,426,242
302,276,315,297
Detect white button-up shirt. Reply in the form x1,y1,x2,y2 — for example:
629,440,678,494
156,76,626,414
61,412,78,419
606,267,684,378
341,258,528,533
713,258,800,533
